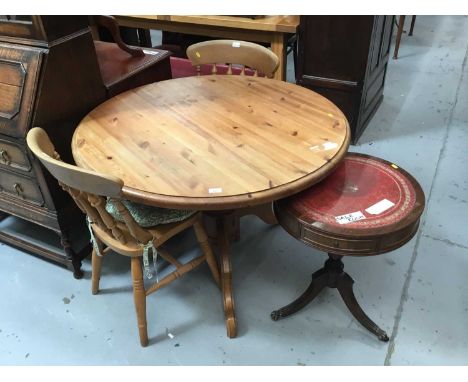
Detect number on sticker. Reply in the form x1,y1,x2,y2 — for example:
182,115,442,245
209,187,223,194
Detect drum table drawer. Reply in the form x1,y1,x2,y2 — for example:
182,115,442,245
302,226,377,254
0,170,44,206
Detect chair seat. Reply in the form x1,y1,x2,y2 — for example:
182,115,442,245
275,153,425,255
106,199,196,228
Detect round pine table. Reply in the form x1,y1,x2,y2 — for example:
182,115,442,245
72,75,350,338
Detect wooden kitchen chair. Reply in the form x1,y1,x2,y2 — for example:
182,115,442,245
26,127,220,347
186,39,279,78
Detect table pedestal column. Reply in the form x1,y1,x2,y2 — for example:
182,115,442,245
215,213,237,338
207,203,278,338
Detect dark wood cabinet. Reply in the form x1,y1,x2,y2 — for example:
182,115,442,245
296,16,394,143
0,16,107,277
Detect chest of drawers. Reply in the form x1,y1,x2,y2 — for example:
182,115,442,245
0,16,106,278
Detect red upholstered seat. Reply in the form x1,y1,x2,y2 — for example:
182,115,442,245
280,153,425,236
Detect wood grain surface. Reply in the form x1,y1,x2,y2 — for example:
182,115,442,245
115,15,299,33
72,75,350,210
113,15,299,80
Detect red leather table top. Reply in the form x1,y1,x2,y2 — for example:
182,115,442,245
284,154,424,232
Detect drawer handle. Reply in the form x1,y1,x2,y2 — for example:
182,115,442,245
0,149,10,165
13,183,24,198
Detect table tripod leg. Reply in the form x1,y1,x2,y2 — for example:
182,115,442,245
337,273,389,342
271,268,327,321
217,218,237,338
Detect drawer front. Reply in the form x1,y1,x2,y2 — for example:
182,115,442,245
0,137,31,172
0,43,44,137
0,170,44,206
302,226,377,254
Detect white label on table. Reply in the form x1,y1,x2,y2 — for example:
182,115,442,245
232,41,241,48
365,199,395,215
209,187,223,194
143,49,159,55
322,142,338,150
309,142,338,152
335,211,366,225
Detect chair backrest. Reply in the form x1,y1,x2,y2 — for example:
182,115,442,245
26,127,151,244
27,127,123,197
186,39,279,78
91,15,145,57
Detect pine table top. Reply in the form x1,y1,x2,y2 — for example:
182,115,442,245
72,75,350,210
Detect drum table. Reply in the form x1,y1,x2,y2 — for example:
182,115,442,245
271,153,425,341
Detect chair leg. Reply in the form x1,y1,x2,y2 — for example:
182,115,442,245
409,16,416,36
292,35,298,81
91,247,103,295
193,220,221,287
131,256,148,347
393,15,406,59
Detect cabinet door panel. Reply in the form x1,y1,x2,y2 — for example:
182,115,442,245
368,16,385,72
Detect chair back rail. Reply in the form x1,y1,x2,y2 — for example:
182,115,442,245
26,127,148,245
186,39,279,78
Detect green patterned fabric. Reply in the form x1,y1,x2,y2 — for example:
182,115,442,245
105,199,196,228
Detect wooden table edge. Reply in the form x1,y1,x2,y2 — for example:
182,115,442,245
114,15,299,34
72,123,351,211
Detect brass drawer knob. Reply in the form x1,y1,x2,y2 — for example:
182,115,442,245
13,183,24,197
0,148,10,164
